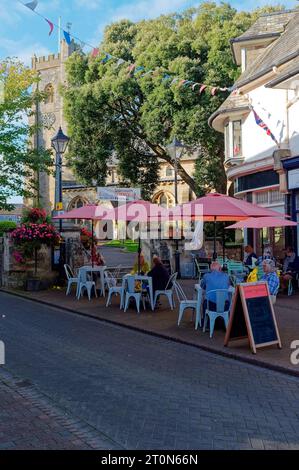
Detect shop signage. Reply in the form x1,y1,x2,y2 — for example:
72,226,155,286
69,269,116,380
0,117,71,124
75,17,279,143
97,187,141,201
224,282,282,354
288,168,299,190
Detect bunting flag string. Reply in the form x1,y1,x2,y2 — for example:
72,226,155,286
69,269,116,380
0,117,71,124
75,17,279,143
19,0,235,98
250,105,279,147
63,30,71,45
25,0,38,11
45,19,54,36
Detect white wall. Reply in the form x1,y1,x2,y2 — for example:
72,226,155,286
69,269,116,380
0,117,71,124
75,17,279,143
242,86,288,161
288,91,299,157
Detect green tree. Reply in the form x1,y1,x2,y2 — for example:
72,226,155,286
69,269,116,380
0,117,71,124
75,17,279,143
63,2,285,198
0,59,52,210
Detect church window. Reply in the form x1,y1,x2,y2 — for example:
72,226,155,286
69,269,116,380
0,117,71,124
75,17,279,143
44,83,54,104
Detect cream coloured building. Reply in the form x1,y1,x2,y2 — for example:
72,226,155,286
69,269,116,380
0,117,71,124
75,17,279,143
29,40,197,214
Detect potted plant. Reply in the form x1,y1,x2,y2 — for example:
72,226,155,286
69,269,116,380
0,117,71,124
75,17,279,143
11,208,61,291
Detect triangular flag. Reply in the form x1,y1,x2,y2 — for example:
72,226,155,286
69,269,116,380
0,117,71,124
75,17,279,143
199,84,207,94
25,0,38,11
211,87,218,96
116,58,125,67
192,83,200,91
101,53,112,64
92,48,99,58
171,78,179,85
63,30,71,45
45,19,54,36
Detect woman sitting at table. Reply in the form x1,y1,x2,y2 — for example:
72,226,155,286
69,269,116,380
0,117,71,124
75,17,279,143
131,253,150,275
147,256,170,293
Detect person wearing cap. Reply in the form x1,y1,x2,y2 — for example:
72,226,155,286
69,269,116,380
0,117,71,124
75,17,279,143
256,246,276,266
261,259,279,296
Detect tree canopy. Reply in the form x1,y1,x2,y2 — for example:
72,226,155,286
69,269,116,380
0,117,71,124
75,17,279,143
0,59,52,210
63,2,286,198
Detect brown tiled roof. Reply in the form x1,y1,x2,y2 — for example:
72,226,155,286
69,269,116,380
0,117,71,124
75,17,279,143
232,10,295,42
208,93,250,128
235,11,299,88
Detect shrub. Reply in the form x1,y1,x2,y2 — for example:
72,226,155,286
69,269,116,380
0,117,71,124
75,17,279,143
0,221,17,237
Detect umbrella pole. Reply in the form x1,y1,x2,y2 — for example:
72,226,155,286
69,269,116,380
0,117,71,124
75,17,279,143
92,219,94,268
138,236,141,274
222,225,226,268
213,217,217,261
261,229,264,257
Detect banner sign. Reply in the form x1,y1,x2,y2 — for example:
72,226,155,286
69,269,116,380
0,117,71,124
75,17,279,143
97,187,141,202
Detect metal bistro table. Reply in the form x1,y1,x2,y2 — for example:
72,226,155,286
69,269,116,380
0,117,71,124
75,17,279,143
121,274,154,311
78,265,107,297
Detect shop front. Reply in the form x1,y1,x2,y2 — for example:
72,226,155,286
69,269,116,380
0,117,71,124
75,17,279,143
283,157,299,255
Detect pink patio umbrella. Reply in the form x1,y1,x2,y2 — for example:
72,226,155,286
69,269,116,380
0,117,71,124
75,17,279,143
102,200,170,273
177,193,288,260
226,216,297,254
53,204,110,267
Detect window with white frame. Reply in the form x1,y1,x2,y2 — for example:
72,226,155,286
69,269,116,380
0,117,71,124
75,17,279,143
224,120,243,161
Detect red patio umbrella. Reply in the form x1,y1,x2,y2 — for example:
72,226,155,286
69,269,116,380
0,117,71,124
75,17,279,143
53,205,110,267
176,193,287,260
103,200,170,273
226,216,297,254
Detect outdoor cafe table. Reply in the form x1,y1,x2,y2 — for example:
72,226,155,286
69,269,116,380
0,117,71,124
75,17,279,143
78,265,107,297
121,274,154,311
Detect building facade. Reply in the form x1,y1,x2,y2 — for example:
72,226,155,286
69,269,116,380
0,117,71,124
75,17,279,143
29,41,197,216
209,10,299,256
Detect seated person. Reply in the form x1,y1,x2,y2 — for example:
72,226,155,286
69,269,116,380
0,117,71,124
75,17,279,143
282,246,296,273
281,255,299,292
131,253,150,275
201,261,230,313
147,256,170,293
256,247,276,266
244,245,257,267
261,259,279,296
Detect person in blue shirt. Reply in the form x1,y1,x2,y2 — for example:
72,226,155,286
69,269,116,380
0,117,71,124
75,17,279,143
261,259,279,296
201,261,230,307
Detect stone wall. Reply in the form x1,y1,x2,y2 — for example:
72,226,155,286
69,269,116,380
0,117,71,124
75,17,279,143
0,235,56,289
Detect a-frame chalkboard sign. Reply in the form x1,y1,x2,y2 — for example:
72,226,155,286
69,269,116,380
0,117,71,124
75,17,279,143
224,282,282,354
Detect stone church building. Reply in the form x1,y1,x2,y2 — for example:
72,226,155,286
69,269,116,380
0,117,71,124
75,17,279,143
28,40,197,215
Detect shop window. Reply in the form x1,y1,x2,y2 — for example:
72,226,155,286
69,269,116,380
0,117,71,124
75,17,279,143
224,120,242,161
232,121,242,157
256,192,268,205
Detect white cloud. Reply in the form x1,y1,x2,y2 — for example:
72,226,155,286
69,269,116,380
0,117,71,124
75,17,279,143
0,37,50,66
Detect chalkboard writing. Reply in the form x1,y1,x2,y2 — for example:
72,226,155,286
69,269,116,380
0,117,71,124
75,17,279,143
225,282,281,354
246,297,278,346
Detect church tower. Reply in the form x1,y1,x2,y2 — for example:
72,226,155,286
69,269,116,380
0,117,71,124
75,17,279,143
29,39,77,212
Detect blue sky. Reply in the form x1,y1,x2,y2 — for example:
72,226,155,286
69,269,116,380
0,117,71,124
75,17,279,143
0,0,297,65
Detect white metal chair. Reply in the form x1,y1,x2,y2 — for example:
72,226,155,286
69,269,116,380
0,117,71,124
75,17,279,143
64,264,79,296
105,270,125,308
153,272,178,310
176,282,202,329
124,275,145,313
203,289,231,338
195,260,210,280
76,269,97,301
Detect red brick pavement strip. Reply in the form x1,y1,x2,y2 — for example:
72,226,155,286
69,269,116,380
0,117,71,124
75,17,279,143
0,368,122,450
1,286,299,377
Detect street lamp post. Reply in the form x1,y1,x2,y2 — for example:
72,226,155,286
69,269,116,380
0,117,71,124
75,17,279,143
167,137,185,279
51,127,70,276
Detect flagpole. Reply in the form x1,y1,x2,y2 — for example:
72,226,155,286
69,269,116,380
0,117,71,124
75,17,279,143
58,16,61,53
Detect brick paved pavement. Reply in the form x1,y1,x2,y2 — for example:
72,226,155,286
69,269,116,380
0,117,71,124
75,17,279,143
1,292,299,450
0,369,121,450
